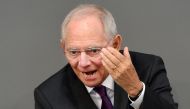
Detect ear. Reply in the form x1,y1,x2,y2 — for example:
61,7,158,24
112,34,122,50
60,39,65,49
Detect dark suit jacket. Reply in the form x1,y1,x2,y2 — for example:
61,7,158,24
34,51,178,109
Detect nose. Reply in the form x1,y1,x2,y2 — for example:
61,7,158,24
78,52,91,67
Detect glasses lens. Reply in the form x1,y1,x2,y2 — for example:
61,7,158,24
85,47,102,57
66,47,102,58
67,49,80,58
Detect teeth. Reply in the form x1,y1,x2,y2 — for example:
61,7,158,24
84,71,96,75
83,71,97,79
88,71,94,75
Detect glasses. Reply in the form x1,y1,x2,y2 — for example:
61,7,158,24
64,37,114,59
65,47,103,58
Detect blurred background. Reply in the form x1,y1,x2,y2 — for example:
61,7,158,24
0,0,189,109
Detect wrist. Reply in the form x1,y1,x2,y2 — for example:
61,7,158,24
129,85,143,101
129,81,143,99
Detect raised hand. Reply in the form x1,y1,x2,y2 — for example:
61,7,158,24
100,47,143,97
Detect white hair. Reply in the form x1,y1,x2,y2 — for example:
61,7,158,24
61,4,118,41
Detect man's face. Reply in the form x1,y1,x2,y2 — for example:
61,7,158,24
62,16,110,87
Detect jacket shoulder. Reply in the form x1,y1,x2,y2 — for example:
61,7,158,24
129,51,163,65
35,64,72,94
34,64,77,108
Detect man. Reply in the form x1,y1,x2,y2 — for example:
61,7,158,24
34,4,177,109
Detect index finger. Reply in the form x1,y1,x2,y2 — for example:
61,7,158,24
101,47,120,66
106,47,126,62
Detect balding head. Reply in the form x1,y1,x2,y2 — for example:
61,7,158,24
61,4,118,41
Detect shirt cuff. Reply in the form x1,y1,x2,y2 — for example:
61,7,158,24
128,82,145,109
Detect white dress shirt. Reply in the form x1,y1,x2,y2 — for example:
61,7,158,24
85,75,145,109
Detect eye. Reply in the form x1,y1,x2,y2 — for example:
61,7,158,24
86,47,101,56
91,48,101,53
68,49,80,56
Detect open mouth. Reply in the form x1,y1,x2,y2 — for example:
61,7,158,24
83,70,97,75
82,70,97,80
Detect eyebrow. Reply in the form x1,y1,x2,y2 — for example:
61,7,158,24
67,46,103,50
67,48,79,50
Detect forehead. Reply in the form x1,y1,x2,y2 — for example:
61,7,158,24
64,15,108,48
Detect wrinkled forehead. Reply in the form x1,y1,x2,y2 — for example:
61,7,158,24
63,19,109,49
64,16,108,40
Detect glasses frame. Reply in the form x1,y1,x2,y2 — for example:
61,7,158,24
64,38,114,59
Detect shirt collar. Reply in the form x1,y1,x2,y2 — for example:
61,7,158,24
85,75,114,93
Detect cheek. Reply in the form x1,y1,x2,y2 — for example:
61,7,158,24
67,59,78,68
92,56,103,66
93,58,106,73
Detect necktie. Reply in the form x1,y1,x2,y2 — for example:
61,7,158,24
94,85,113,109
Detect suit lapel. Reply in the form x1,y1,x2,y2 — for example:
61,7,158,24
68,68,98,109
70,79,130,109
67,64,131,109
114,82,130,109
